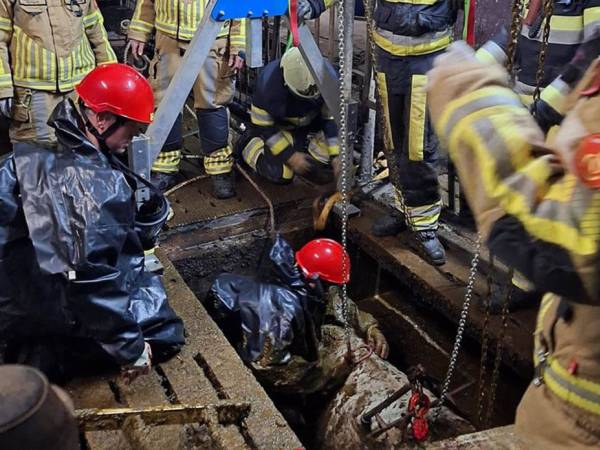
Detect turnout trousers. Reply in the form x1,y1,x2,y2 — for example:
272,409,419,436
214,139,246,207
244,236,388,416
10,88,77,145
149,31,236,175
375,48,442,231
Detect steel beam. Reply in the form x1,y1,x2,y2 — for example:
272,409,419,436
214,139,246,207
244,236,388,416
246,18,264,68
76,401,251,431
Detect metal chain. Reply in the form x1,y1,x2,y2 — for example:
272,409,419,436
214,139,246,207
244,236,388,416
506,0,524,80
335,0,353,356
433,235,482,421
476,254,494,427
533,0,554,101
362,0,414,232
484,270,513,428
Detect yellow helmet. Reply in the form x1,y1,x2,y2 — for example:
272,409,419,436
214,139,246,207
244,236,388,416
280,47,320,99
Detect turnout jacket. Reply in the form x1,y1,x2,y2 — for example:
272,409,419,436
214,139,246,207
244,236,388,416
0,99,184,367
249,58,339,162
128,0,245,54
0,0,116,97
373,0,459,56
429,46,600,446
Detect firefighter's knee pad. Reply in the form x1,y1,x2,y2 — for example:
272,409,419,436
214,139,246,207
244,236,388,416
196,107,229,155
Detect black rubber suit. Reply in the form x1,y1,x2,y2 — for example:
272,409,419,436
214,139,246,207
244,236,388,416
0,99,185,381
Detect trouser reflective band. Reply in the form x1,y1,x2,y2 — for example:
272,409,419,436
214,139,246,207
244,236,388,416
543,356,600,416
396,190,441,231
152,150,182,173
204,146,233,175
242,137,293,183
408,75,427,162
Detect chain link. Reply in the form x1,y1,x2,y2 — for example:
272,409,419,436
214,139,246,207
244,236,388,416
476,254,494,427
335,0,353,355
433,234,482,421
533,0,554,101
506,0,524,80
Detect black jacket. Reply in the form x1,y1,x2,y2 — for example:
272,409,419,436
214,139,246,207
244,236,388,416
0,99,184,368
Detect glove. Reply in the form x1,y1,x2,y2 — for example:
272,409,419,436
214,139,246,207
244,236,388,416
287,151,314,175
122,341,152,384
297,0,316,20
367,325,389,359
0,97,12,118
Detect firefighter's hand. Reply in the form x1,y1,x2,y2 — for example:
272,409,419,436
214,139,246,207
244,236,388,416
287,151,313,175
229,54,245,72
433,41,477,69
129,39,146,59
0,97,12,118
367,326,389,359
121,342,152,384
297,0,316,20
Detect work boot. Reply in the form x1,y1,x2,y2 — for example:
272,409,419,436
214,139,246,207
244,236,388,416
212,172,236,199
151,171,180,192
415,231,446,266
371,212,407,237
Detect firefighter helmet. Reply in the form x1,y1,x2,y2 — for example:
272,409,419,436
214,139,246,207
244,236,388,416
76,63,155,124
280,47,319,99
296,238,350,284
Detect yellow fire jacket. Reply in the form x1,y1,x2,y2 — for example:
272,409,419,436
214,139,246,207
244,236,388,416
128,0,245,54
429,45,600,447
0,0,116,98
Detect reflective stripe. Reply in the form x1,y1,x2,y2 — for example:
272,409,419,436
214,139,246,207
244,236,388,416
251,105,275,126
307,133,330,164
242,137,264,169
450,110,599,256
383,0,440,4
153,149,181,173
544,356,600,416
539,78,570,114
266,131,292,156
408,75,427,161
399,197,442,231
204,146,233,175
475,40,506,66
522,23,583,45
373,28,451,56
0,17,11,32
375,72,394,150
284,111,319,127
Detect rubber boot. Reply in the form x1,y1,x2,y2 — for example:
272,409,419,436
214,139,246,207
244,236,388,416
151,171,180,192
212,172,236,199
371,212,407,237
415,231,446,266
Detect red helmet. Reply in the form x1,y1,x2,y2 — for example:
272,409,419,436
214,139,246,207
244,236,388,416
76,63,154,124
296,238,350,284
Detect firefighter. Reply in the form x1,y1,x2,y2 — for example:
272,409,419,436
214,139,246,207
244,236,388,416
369,0,462,266
0,64,184,383
428,41,600,448
0,0,116,145
478,0,600,133
239,47,342,186
211,236,389,396
127,1,246,198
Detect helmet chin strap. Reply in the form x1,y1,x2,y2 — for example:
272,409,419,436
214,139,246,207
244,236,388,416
79,99,125,153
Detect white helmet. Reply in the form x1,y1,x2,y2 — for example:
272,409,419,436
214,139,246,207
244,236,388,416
280,47,320,99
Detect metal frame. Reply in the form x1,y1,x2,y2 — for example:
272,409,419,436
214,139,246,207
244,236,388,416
129,0,352,205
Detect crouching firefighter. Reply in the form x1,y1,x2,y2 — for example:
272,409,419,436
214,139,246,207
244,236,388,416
238,47,342,186
369,0,462,265
428,41,600,448
0,64,185,383
210,236,389,397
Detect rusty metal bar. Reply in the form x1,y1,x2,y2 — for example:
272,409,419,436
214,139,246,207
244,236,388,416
76,401,251,431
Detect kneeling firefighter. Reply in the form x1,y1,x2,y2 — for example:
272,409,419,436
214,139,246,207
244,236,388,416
238,47,343,186
428,41,600,448
0,64,185,383
210,236,388,396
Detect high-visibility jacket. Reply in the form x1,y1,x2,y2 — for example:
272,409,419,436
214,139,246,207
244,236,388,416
249,58,339,162
128,0,245,53
516,0,600,93
0,0,116,98
428,48,600,446
373,0,458,57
